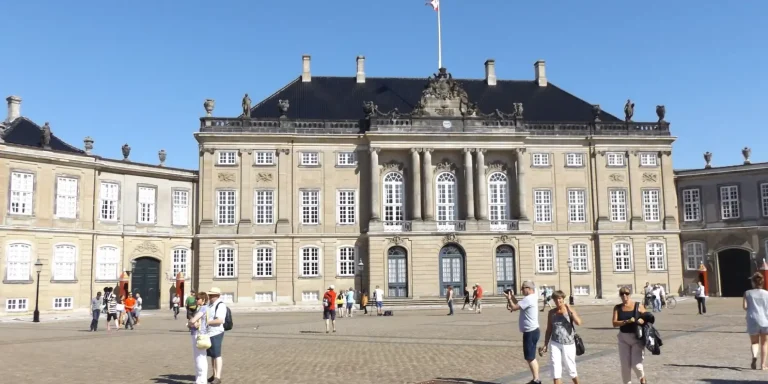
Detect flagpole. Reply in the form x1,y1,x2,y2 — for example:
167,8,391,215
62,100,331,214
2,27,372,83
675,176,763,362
437,3,442,69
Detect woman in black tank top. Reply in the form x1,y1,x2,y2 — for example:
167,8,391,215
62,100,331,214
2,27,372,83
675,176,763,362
612,286,648,384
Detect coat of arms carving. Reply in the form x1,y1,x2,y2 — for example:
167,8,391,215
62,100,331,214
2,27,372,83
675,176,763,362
642,173,658,183
380,161,404,175
485,161,507,175
443,233,460,244
435,161,455,173
218,172,236,182
256,172,273,182
133,241,160,255
609,173,624,182
388,236,403,245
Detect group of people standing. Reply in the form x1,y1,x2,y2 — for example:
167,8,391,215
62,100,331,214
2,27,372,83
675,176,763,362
642,282,667,313
186,287,229,384
89,287,142,332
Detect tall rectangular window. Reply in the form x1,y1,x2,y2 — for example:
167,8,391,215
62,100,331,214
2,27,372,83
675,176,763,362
137,187,156,224
682,188,701,222
338,247,356,276
642,189,660,222
534,190,552,223
172,248,188,277
536,244,554,273
6,243,31,281
99,182,119,221
254,247,273,277
720,185,740,219
570,244,589,272
216,248,236,278
685,242,705,270
761,183,768,217
337,190,356,225
610,189,627,222
568,189,586,223
172,190,189,226
301,247,320,277
10,172,34,215
300,190,320,224
647,242,665,271
254,190,274,224
216,190,236,225
613,243,632,272
96,246,119,280
55,177,78,218
53,244,76,281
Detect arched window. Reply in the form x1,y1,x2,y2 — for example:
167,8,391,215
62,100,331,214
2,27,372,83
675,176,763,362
387,247,408,297
383,172,405,231
6,243,31,281
96,246,119,280
436,172,457,231
53,244,77,281
684,242,705,270
488,172,509,230
496,245,516,295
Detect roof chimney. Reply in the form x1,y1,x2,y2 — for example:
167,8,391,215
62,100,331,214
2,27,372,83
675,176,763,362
5,96,21,123
484,59,497,86
534,60,547,87
356,55,366,84
301,55,311,82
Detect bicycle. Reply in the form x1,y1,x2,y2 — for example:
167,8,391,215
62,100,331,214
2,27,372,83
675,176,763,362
664,295,677,309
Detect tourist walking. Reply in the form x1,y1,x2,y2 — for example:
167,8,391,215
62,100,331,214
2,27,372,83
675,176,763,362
461,286,471,310
104,288,119,331
612,286,648,384
186,289,198,320
474,284,483,314
134,293,143,325
124,293,136,330
374,285,384,316
643,282,653,308
540,290,582,384
187,292,209,384
323,285,337,333
345,287,355,317
90,292,102,332
505,280,542,384
207,287,228,384
172,293,181,319
116,295,126,325
651,285,662,313
337,290,346,318
541,286,554,312
695,281,707,315
446,285,454,315
744,272,768,370
360,291,369,315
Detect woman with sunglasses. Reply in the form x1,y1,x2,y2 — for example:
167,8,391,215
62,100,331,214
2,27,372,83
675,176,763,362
612,286,647,384
187,292,210,384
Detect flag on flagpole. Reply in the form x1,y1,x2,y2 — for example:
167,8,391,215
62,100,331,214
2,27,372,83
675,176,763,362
426,0,442,68
427,0,439,11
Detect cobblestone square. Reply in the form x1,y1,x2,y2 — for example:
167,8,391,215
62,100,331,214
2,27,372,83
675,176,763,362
0,299,764,384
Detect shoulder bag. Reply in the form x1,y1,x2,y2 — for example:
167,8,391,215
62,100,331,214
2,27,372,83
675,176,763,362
567,310,585,356
195,307,211,350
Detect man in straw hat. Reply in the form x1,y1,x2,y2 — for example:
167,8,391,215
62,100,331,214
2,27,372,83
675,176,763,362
206,287,227,384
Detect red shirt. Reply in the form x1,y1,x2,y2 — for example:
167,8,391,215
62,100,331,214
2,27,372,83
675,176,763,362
476,286,483,299
323,290,336,310
124,297,137,311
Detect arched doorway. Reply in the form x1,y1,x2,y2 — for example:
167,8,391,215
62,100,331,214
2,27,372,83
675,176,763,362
131,257,161,309
496,245,516,295
717,248,752,297
387,247,408,297
439,244,465,297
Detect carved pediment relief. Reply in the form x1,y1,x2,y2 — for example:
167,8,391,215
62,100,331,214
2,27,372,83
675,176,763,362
609,173,624,182
435,160,456,173
133,241,160,255
642,173,658,183
498,235,511,244
218,172,236,182
380,161,404,175
443,233,460,244
256,240,274,246
256,172,273,182
485,161,507,175
388,236,404,245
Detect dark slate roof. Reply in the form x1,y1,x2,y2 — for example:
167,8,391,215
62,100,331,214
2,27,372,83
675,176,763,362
1,118,84,154
250,76,621,122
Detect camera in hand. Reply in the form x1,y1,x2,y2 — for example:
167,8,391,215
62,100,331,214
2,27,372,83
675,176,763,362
504,289,512,295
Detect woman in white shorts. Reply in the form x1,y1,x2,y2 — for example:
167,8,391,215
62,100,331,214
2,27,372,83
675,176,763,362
744,272,768,370
540,290,583,383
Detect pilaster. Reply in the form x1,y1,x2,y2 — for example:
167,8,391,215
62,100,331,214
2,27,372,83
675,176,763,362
276,149,291,233
411,148,422,221
370,147,381,221
463,148,475,220
238,149,253,233
515,148,531,231
422,148,434,220
475,149,488,220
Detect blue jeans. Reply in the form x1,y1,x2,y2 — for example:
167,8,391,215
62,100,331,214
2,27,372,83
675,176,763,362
447,300,454,315
124,310,135,328
90,309,100,331
653,298,661,312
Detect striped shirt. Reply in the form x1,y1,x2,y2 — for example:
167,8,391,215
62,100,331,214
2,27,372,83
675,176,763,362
105,293,117,314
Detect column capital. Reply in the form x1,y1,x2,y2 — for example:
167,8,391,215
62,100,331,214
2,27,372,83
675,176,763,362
423,148,434,153
369,147,381,154
514,147,526,154
410,148,422,154
239,149,253,155
475,148,487,154
278,148,290,155
463,148,475,154
659,150,672,157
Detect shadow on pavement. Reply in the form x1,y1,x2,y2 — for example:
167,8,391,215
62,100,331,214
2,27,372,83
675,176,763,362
698,380,768,383
433,378,500,384
665,363,743,371
152,374,194,384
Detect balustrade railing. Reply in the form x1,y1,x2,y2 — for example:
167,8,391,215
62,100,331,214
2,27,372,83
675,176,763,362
383,221,412,232
437,220,466,232
490,220,519,231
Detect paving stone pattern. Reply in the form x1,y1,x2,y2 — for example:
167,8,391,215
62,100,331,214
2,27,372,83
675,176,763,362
0,299,765,384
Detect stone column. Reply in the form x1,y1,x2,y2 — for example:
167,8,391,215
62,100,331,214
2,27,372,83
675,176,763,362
515,148,529,220
476,149,488,220
463,148,475,220
410,148,422,220
276,149,291,233
422,148,434,220
370,148,381,221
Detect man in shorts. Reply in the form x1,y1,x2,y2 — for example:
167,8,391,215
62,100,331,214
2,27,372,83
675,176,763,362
322,285,337,333
207,287,227,384
374,285,384,316
474,284,484,314
505,280,541,384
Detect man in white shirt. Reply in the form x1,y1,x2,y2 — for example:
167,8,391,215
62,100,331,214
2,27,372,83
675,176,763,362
695,280,707,315
505,280,542,384
374,285,384,316
207,287,228,384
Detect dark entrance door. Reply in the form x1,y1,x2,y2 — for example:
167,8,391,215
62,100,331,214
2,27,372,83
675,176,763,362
496,245,516,295
439,244,465,297
131,257,161,309
718,249,752,297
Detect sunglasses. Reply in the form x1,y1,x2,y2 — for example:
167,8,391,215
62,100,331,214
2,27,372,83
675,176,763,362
619,292,630,297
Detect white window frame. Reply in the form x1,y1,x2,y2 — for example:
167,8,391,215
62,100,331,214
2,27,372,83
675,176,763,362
684,241,705,271
682,188,701,222
55,176,78,219
567,189,586,223
300,190,320,225
646,242,666,271
532,153,550,167
137,186,156,224
760,183,768,218
254,189,275,225
301,291,319,302
96,245,120,281
254,151,275,166
253,247,274,278
573,285,590,296
436,172,458,231
642,189,661,222
337,246,356,277
172,190,190,226
52,243,77,281
9,171,35,216
565,153,583,167
536,244,555,273
569,243,589,272
610,189,627,222
639,152,658,167
300,152,319,166
336,189,356,225
300,246,321,277
488,172,509,230
383,172,405,231
336,152,357,166
607,152,625,167
5,298,28,312
613,242,633,272
217,151,237,165
6,242,32,281
215,247,237,278
53,297,73,310
216,189,237,225
534,189,552,223
99,181,119,222
171,247,189,278
720,185,740,219
254,292,274,303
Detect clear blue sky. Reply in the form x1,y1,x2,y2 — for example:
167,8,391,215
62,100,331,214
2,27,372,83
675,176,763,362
1,0,765,170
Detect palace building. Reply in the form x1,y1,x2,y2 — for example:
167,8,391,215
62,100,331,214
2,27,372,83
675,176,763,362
194,55,682,305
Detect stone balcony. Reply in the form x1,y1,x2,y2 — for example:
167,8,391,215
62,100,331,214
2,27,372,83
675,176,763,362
370,219,527,234
490,220,519,231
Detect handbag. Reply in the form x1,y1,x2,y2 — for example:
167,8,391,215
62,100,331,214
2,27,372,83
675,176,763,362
194,308,211,350
633,302,644,340
568,310,585,356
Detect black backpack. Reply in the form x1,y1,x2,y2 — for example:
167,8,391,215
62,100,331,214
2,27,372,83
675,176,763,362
215,302,233,331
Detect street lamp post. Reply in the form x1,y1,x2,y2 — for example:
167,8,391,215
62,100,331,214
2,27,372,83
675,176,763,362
32,259,44,323
357,260,365,293
567,258,574,305
126,260,137,295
